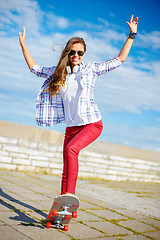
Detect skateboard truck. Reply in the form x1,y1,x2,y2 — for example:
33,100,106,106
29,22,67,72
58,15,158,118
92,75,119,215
46,195,79,231
47,205,78,231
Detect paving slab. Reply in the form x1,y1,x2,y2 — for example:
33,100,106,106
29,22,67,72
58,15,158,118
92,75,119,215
63,222,105,239
119,219,157,233
16,225,72,240
143,231,160,240
83,237,118,240
141,218,160,228
0,209,40,226
115,209,149,220
23,210,48,221
122,236,152,240
87,220,132,236
77,180,160,219
87,209,129,220
0,220,6,226
0,225,31,240
79,199,103,210
0,170,160,240
74,209,102,222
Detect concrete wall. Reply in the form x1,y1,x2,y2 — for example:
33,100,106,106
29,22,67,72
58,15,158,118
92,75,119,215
0,120,160,183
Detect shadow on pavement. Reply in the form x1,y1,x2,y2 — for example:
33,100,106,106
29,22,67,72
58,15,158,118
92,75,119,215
0,188,48,228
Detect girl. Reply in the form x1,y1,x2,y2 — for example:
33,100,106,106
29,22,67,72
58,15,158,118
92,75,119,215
19,15,138,195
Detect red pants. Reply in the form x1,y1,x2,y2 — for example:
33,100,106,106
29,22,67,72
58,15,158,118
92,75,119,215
61,120,103,194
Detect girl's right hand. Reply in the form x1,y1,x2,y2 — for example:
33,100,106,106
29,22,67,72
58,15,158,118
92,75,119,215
18,26,36,69
19,26,25,46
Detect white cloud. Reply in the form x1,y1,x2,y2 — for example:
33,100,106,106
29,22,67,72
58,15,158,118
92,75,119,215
138,31,160,49
0,0,43,36
98,18,110,27
102,122,160,152
46,13,69,29
108,12,115,18
92,57,160,114
0,0,160,151
99,29,126,42
1,1,159,112
0,93,9,100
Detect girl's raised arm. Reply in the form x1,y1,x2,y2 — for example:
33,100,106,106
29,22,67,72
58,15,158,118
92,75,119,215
117,15,138,63
19,27,36,69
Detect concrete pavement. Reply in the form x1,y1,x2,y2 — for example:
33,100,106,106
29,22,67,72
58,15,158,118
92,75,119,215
0,170,160,240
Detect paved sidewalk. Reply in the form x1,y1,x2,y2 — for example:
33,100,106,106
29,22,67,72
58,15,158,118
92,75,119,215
0,170,160,240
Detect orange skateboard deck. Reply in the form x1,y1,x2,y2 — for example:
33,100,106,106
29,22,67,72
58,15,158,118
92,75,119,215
46,195,79,231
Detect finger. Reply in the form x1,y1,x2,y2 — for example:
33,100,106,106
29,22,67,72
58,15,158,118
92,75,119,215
23,26,25,36
130,15,133,23
133,17,138,23
126,22,132,32
19,32,21,37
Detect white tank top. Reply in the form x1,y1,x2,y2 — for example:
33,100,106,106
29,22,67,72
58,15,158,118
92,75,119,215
59,70,85,127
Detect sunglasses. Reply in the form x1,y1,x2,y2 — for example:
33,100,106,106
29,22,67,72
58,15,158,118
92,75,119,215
68,50,84,57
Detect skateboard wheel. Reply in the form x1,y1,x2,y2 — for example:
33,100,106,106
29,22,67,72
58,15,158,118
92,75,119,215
65,215,70,220
48,212,52,219
52,209,58,216
72,211,78,218
54,201,59,204
46,222,51,228
64,225,69,231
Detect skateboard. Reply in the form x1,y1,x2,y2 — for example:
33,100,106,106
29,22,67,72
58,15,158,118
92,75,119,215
46,195,79,231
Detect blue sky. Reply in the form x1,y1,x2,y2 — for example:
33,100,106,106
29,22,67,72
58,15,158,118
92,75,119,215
0,0,160,152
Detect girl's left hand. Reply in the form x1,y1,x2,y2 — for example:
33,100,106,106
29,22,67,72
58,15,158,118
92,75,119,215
126,15,138,33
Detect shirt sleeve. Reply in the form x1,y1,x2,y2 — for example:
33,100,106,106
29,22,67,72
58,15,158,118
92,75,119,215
30,64,56,78
90,57,121,76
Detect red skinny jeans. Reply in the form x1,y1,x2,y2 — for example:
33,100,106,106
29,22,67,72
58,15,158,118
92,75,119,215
61,120,103,195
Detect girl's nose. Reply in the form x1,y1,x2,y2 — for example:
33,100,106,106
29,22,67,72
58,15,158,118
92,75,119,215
74,52,78,56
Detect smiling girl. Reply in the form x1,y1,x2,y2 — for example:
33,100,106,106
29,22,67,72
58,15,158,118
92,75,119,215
19,15,138,195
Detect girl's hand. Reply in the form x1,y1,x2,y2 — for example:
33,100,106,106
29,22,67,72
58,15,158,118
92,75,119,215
126,15,138,33
19,26,26,46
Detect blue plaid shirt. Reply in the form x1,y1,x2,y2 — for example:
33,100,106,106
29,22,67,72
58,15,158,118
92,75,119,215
31,57,121,126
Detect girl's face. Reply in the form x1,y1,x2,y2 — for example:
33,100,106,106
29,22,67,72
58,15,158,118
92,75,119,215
68,43,85,68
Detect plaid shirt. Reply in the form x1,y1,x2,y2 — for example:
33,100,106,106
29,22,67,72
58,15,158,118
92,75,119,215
31,57,121,126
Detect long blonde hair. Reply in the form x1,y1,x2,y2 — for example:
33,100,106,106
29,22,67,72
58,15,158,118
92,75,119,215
48,37,86,96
